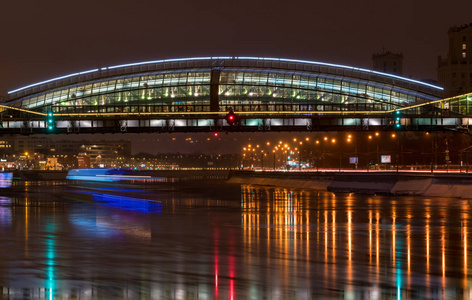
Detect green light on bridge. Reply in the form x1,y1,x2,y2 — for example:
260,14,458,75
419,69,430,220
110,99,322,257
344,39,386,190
46,111,55,132
394,110,401,129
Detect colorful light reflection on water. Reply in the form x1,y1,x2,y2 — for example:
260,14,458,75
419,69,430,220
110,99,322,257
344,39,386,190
0,182,471,299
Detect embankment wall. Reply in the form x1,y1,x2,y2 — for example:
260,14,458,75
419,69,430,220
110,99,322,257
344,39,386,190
229,171,472,198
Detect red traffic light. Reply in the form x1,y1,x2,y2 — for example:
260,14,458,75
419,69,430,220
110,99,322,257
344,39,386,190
214,132,219,137
225,110,238,125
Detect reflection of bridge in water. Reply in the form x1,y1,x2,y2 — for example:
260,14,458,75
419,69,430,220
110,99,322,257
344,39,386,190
1,56,472,134
2,183,469,299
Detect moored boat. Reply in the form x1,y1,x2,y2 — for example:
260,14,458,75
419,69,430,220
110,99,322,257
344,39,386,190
66,168,168,191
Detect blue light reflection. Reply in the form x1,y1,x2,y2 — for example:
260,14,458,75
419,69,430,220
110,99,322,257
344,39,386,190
44,223,56,300
71,189,162,214
93,193,162,214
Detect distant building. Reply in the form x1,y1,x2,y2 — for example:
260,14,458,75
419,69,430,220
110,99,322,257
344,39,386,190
0,140,12,152
1,136,81,156
0,136,131,168
78,141,131,167
372,51,403,76
438,23,472,97
77,155,91,168
46,157,61,170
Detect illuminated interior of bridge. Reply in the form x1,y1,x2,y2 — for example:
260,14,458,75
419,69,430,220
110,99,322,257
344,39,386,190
0,57,471,134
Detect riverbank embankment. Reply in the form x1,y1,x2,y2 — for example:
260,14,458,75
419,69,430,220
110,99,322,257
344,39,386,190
228,170,472,198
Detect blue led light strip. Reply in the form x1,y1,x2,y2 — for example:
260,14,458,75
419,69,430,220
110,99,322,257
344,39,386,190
8,69,99,94
235,57,443,90
8,56,443,94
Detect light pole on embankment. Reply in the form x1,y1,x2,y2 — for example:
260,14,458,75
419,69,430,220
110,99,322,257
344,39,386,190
459,144,472,173
445,138,450,173
367,133,380,171
273,149,276,170
428,132,434,173
297,140,303,171
392,133,399,172
260,150,266,170
316,136,336,171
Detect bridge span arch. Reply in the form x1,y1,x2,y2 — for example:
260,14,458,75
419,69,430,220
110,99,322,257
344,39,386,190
2,56,469,134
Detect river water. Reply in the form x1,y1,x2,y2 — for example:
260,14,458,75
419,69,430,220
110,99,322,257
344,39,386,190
0,180,470,299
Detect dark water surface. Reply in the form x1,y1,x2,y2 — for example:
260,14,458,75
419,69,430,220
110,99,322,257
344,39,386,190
0,181,470,299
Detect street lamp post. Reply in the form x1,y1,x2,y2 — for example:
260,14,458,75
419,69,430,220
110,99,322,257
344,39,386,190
376,132,380,167
339,147,342,172
436,139,439,171
459,144,472,173
273,149,276,170
298,150,301,171
345,134,353,171
390,133,399,172
445,138,449,173
323,137,328,170
367,133,380,171
261,151,264,171
315,140,320,172
299,141,303,171
367,135,370,172
395,134,400,172
430,133,434,173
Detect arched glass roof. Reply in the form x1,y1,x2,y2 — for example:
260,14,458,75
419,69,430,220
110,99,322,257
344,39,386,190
4,57,443,115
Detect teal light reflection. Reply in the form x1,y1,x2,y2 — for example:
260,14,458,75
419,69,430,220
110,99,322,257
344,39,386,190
395,229,403,300
45,223,56,300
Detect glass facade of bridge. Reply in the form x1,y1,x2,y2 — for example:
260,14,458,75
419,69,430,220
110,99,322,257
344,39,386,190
14,70,212,114
4,57,444,116
217,68,437,113
448,93,472,115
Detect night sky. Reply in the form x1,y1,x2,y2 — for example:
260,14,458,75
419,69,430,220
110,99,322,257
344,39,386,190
2,0,472,95
1,0,471,154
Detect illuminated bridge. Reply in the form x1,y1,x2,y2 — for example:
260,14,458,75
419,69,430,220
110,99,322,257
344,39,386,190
0,56,471,134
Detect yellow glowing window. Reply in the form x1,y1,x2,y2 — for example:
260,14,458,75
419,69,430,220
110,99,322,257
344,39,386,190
463,44,467,50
